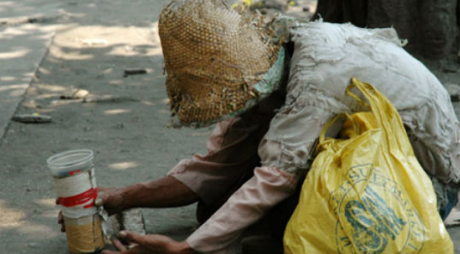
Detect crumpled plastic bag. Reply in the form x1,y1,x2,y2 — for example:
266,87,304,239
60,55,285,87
283,78,453,254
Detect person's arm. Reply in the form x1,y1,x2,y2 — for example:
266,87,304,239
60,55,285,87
58,176,199,232
95,176,199,215
94,104,277,215
100,166,296,254
185,166,297,253
122,176,199,209
101,231,195,254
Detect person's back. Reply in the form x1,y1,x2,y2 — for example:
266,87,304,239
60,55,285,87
261,20,460,218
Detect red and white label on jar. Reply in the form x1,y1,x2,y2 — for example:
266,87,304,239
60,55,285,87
54,167,98,216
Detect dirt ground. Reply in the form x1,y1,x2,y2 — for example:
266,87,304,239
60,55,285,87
0,0,459,253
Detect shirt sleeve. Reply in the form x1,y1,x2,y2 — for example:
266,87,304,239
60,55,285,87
167,116,268,206
186,166,296,254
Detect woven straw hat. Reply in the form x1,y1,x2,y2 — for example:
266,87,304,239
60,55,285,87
159,0,282,124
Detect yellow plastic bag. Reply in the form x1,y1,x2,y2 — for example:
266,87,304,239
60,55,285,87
283,78,454,254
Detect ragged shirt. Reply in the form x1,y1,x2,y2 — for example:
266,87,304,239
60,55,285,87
169,22,460,254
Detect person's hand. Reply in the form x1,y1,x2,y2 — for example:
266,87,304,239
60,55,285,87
94,186,126,215
57,208,66,232
102,231,195,254
57,186,126,232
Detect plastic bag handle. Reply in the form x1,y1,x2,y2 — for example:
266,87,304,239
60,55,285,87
345,80,372,110
318,78,405,155
318,78,388,148
346,78,394,126
318,113,358,144
345,78,408,153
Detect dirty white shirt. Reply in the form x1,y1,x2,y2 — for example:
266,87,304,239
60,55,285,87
169,22,460,254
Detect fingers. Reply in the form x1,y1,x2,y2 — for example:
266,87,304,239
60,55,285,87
101,250,118,254
58,211,63,224
57,198,65,232
100,238,129,254
118,231,146,246
100,238,126,254
101,249,139,254
95,197,104,207
101,249,131,254
112,238,128,251
101,243,142,254
58,211,65,232
95,187,110,207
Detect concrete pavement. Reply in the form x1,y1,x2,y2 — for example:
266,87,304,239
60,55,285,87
0,0,64,142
